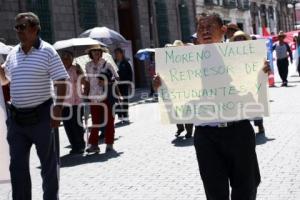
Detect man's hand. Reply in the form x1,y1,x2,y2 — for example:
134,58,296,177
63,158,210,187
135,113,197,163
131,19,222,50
0,64,9,85
50,105,62,128
152,75,162,91
263,60,272,74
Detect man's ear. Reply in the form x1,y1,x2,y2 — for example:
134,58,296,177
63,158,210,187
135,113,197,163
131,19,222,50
221,25,227,34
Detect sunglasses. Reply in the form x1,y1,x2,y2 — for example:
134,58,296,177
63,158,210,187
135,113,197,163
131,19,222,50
14,23,28,31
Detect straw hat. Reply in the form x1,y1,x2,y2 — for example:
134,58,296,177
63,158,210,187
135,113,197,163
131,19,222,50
278,31,286,37
229,30,251,41
164,40,185,47
85,44,108,53
172,40,184,47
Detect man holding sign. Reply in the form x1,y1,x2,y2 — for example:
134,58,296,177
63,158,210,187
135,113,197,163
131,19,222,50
153,13,270,200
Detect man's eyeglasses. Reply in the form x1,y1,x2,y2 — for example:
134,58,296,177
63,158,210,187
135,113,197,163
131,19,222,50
14,23,28,31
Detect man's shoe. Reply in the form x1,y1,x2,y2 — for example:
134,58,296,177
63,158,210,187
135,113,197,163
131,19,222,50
105,144,114,153
175,129,184,137
185,133,192,139
86,145,100,153
258,126,265,135
122,118,130,124
70,148,84,154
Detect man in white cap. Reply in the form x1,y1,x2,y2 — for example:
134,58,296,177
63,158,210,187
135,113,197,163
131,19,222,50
272,31,293,86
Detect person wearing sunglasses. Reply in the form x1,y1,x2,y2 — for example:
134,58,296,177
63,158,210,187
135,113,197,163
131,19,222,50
0,12,69,200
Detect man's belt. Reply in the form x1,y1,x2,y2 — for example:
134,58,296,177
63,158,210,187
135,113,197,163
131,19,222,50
199,120,248,128
8,99,53,126
10,98,53,112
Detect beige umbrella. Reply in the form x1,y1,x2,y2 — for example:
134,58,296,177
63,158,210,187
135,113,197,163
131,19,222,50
0,42,13,55
74,53,118,73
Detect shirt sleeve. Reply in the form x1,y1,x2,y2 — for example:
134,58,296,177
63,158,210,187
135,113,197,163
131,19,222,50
48,49,69,81
2,53,11,81
85,62,91,82
107,62,119,78
125,62,133,82
272,44,276,51
0,55,4,64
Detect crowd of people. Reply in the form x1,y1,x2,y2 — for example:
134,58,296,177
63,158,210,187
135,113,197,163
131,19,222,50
0,11,296,200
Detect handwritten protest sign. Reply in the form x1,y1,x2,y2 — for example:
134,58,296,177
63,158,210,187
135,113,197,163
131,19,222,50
0,86,10,184
156,40,269,124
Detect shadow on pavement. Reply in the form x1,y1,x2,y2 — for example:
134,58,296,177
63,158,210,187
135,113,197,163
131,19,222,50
60,150,124,168
131,99,158,107
115,121,132,128
255,133,275,145
171,136,194,147
98,136,122,144
285,85,297,87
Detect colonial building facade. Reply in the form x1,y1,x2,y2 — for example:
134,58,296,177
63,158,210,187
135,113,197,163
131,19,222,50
196,0,252,33
196,0,297,35
250,0,277,34
0,0,197,87
275,0,297,32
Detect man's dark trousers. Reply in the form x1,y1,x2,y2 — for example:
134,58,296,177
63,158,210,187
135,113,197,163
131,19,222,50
117,85,130,119
176,124,193,134
62,105,85,151
194,120,260,200
277,58,289,83
7,100,59,200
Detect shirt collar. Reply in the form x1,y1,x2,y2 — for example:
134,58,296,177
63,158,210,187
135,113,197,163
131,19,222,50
18,37,42,52
33,37,42,49
92,58,105,66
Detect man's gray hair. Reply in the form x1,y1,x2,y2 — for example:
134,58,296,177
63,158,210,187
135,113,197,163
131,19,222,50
15,12,41,33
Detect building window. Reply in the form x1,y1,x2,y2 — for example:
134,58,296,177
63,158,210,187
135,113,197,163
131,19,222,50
155,0,170,47
179,1,190,42
26,0,53,43
237,22,244,30
223,20,231,26
78,0,97,30
237,0,249,10
268,6,274,19
205,0,220,5
260,4,268,27
223,0,236,8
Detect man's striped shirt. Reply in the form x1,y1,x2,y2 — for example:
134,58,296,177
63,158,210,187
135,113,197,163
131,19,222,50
3,39,69,108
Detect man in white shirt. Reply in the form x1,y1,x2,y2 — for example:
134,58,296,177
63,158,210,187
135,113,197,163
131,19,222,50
0,12,69,200
272,31,293,86
153,13,270,200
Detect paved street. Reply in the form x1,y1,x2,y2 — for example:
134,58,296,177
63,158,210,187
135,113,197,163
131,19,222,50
1,72,300,200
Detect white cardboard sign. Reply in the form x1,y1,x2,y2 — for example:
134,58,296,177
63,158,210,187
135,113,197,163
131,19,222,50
156,40,269,124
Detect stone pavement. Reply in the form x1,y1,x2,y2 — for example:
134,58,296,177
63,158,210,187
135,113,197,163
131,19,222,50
1,75,300,200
